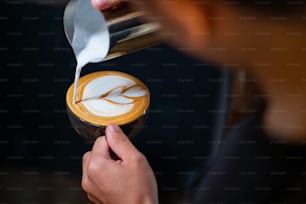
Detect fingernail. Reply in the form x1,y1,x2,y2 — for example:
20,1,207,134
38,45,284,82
108,123,120,133
93,0,108,8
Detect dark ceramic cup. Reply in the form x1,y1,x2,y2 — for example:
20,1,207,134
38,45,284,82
66,70,150,142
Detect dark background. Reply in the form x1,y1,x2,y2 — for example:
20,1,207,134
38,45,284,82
0,1,227,203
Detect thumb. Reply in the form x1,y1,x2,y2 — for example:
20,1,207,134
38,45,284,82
106,124,139,160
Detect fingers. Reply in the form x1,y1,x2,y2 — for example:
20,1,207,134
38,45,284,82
82,137,111,192
82,151,91,177
91,136,111,160
91,0,122,10
106,124,139,161
82,151,92,192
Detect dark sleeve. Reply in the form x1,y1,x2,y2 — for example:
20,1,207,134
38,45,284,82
188,115,306,203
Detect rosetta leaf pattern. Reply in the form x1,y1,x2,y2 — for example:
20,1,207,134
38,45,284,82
100,85,146,105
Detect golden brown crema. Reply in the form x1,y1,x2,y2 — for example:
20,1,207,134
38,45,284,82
66,71,150,126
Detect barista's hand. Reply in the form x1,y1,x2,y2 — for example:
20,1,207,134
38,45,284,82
82,124,158,204
91,0,122,10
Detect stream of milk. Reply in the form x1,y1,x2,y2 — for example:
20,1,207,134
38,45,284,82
72,30,109,104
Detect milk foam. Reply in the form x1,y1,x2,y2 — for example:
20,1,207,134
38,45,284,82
81,75,146,117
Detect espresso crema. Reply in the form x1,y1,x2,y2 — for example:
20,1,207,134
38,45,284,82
66,71,150,126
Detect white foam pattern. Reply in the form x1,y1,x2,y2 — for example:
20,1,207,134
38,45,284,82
81,75,147,117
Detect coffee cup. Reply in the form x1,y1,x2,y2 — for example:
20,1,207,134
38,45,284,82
66,70,150,142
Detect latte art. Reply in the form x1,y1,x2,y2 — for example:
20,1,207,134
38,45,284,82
66,71,150,126
82,75,147,117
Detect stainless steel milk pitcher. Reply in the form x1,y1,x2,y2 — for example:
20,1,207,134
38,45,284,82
64,0,162,62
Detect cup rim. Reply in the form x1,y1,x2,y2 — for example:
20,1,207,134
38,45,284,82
66,103,149,127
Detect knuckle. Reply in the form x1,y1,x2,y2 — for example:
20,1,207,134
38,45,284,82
131,152,147,164
87,162,100,176
81,178,91,192
95,136,104,145
82,151,91,161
